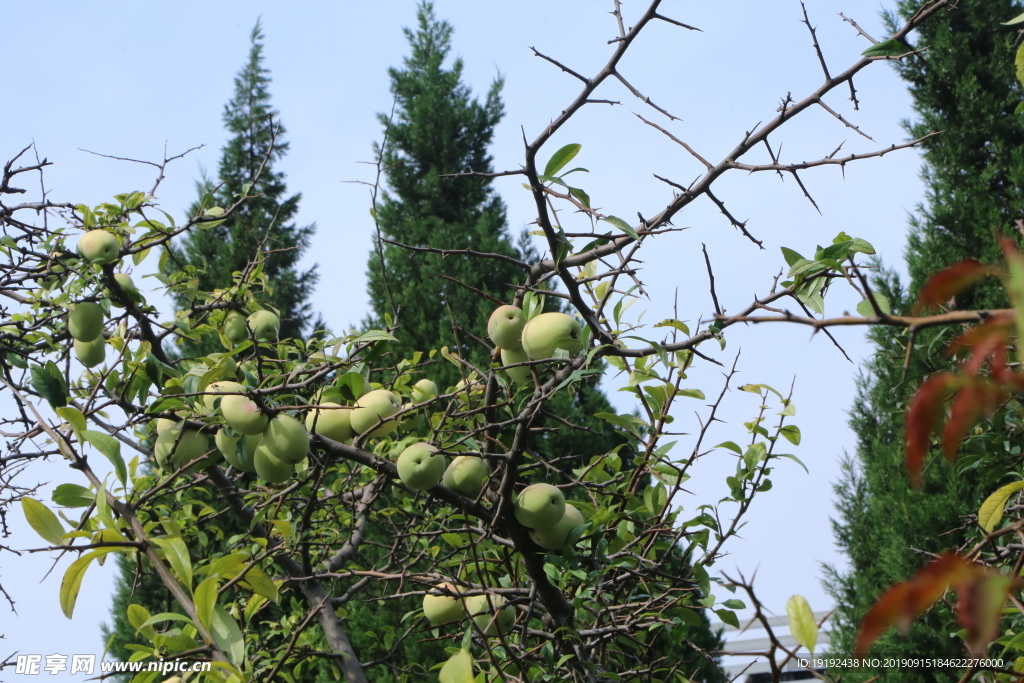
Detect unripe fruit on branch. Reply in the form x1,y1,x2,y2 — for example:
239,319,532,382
207,353,237,377
487,305,526,350
68,302,104,342
247,310,280,342
529,503,585,550
464,594,515,636
514,483,566,530
220,394,269,436
397,443,446,490
410,378,438,404
305,403,354,443
216,430,258,472
77,230,120,265
422,583,467,626
262,414,310,464
222,311,248,344
500,347,532,386
350,389,401,438
154,425,210,468
107,273,139,308
253,441,293,483
442,456,488,498
74,337,106,368
521,312,582,360
203,381,246,413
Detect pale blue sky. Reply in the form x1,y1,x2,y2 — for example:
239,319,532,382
3,0,930,667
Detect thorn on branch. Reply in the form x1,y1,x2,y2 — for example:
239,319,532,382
704,188,762,249
613,72,680,121
530,46,589,84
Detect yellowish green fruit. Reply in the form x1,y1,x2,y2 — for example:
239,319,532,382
203,381,246,413
487,305,526,350
262,414,309,464
253,441,292,483
422,583,467,626
521,312,583,361
529,503,585,550
305,403,354,443
156,418,176,435
77,230,120,265
410,378,438,404
514,483,566,530
442,456,488,498
220,394,269,435
108,273,139,308
396,443,446,490
68,302,104,342
154,425,210,468
247,310,280,342
464,594,514,636
207,353,237,377
222,311,248,343
350,389,402,438
74,337,106,368
216,430,258,472
500,347,532,385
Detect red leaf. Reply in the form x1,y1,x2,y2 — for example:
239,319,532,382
914,259,989,313
941,380,1006,462
855,554,977,655
904,373,959,487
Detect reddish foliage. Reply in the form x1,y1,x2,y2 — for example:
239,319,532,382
856,554,1014,657
904,373,958,487
914,259,989,313
940,379,1006,462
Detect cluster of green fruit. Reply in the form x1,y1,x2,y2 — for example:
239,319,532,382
67,230,142,369
421,484,584,634
487,305,582,384
422,584,515,636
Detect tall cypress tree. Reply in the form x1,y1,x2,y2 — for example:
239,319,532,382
103,21,320,666
355,4,723,681
825,2,1024,680
165,20,318,353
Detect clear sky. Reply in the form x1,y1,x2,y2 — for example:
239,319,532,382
2,0,930,668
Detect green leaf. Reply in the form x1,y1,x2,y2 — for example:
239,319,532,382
644,483,668,515
603,215,639,241
439,648,475,683
152,537,193,590
53,483,94,508
862,38,911,58
127,603,157,640
978,481,1024,532
654,319,690,336
715,609,740,628
544,144,582,177
780,247,805,267
779,425,801,446
211,605,246,666
716,441,743,455
55,406,87,438
1016,101,1024,116
350,329,397,345
743,442,768,471
856,293,891,316
568,186,591,208
786,594,818,653
30,361,67,408
241,565,279,603
193,576,220,632
82,430,127,487
722,599,746,610
1002,10,1024,25
22,498,65,546
60,548,122,618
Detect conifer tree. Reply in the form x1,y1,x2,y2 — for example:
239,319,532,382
165,20,318,354
355,4,723,681
103,20,319,665
826,2,1024,680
